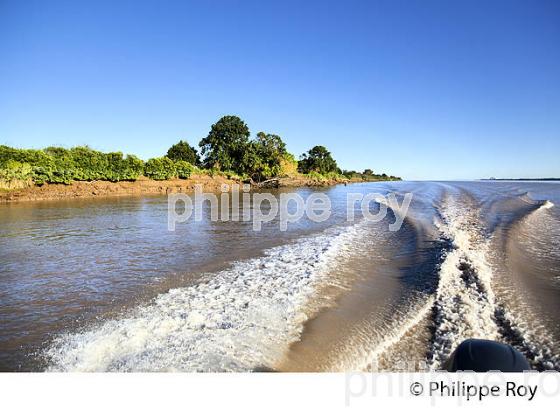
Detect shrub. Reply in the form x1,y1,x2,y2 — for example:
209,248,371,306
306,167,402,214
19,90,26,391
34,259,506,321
278,153,298,177
304,171,327,182
174,160,195,179
68,146,106,180
0,145,52,168
0,160,33,181
121,155,145,181
0,145,147,185
324,171,348,181
221,170,244,180
143,157,177,180
105,152,144,181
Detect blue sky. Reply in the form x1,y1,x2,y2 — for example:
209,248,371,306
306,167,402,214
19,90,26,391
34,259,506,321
1,0,559,180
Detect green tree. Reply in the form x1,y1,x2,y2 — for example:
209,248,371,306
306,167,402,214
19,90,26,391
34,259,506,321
298,145,338,175
242,132,288,181
199,115,250,173
363,169,373,176
166,140,200,165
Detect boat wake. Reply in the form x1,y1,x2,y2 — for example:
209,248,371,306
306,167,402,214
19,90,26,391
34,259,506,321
427,193,500,368
351,192,560,371
45,222,365,371
427,193,559,370
43,188,560,372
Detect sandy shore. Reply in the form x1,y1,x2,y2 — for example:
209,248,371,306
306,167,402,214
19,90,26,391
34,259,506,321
0,175,343,203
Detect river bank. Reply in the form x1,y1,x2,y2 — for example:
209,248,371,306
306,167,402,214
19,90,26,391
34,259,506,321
0,174,353,203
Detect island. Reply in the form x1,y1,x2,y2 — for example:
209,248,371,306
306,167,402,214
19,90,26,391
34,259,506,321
0,115,401,202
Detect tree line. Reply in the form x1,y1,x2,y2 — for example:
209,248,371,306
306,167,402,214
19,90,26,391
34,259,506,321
0,115,400,185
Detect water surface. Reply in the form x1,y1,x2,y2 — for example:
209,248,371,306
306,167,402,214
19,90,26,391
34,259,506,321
0,182,559,371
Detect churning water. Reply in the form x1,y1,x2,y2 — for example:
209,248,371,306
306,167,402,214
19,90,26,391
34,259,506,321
1,182,559,371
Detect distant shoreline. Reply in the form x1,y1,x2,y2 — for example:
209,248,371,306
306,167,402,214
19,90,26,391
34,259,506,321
481,178,560,181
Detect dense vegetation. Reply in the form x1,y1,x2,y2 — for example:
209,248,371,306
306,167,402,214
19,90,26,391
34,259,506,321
0,115,400,186
341,169,401,181
199,115,251,174
0,145,144,185
298,145,339,174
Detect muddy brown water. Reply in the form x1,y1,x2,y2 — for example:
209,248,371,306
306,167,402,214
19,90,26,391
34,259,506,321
1,182,559,371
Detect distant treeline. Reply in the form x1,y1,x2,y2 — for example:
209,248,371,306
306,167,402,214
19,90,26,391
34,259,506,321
482,178,560,181
0,115,400,186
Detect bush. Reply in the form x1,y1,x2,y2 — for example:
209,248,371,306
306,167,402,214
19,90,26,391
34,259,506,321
105,153,144,181
121,155,145,181
278,153,298,177
0,145,52,167
68,146,106,180
0,145,147,185
174,160,195,179
221,170,244,180
143,157,177,180
0,160,33,181
304,171,327,182
324,171,348,181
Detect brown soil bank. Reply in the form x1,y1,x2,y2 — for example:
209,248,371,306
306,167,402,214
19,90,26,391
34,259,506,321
0,175,345,203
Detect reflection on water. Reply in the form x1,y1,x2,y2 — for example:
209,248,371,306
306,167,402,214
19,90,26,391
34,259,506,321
0,187,359,370
0,182,559,371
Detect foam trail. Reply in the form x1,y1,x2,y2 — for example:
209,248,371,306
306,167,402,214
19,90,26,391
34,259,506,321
45,222,365,372
348,296,434,371
492,197,560,370
542,200,554,209
429,193,560,370
428,194,499,369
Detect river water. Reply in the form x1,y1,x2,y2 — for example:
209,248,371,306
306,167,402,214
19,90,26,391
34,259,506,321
0,181,559,371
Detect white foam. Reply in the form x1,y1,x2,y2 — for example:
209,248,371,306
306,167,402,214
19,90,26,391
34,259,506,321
429,194,560,370
348,296,434,371
429,195,499,369
45,222,365,372
542,200,554,209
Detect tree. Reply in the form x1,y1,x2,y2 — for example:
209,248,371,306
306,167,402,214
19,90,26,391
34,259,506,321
298,145,338,175
166,140,200,165
199,115,250,173
255,132,287,157
363,169,373,176
242,132,288,181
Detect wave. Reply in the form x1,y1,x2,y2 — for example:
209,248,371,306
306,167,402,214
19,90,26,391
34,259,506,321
516,192,554,210
427,192,559,370
44,221,366,371
353,296,434,371
542,200,555,209
42,187,559,372
427,193,499,368
493,196,560,370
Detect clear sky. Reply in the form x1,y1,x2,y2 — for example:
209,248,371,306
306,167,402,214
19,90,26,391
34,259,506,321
1,0,559,180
